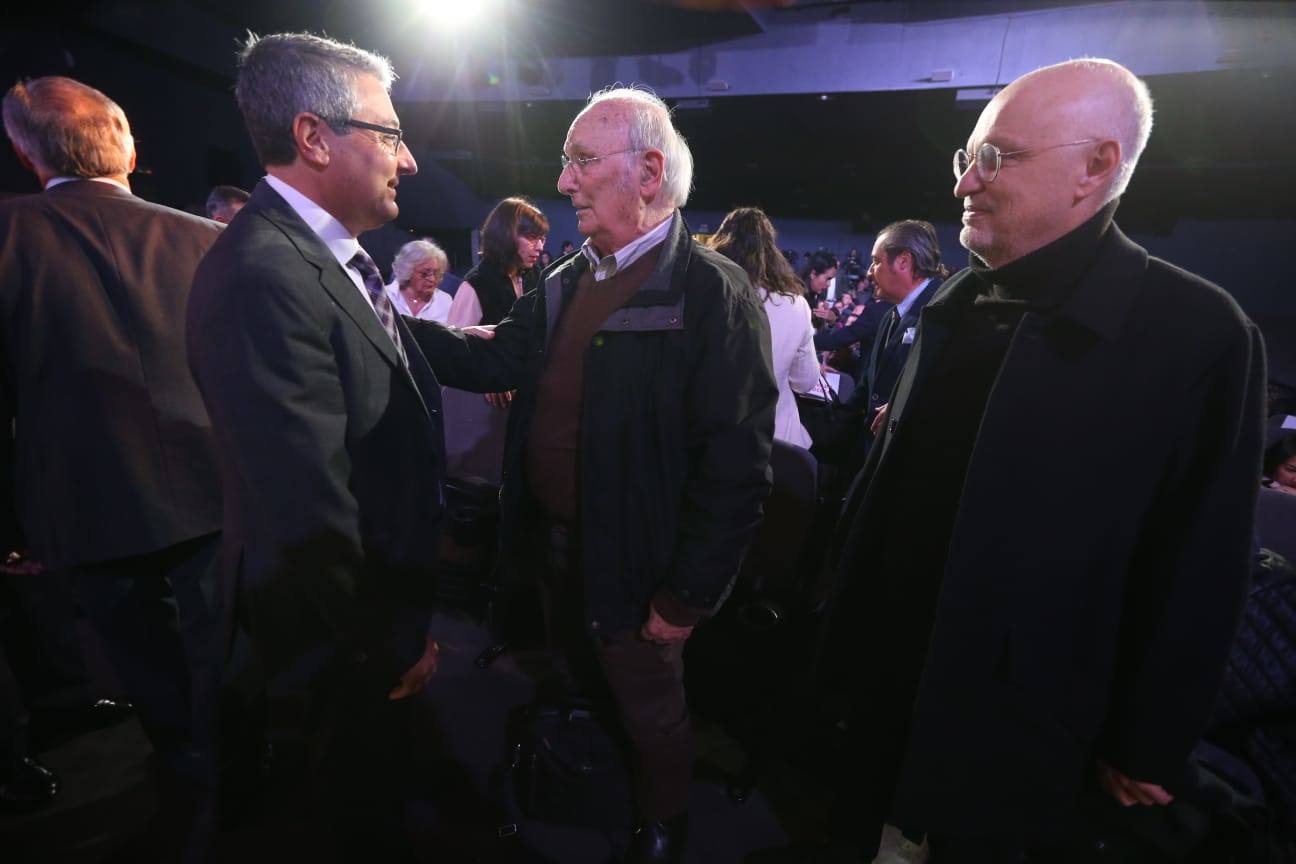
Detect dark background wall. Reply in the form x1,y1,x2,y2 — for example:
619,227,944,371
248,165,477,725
1,6,1290,377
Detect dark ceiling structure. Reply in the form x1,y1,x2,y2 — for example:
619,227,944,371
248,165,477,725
3,1,1294,232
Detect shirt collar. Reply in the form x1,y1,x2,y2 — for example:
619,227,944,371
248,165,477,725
264,174,361,271
44,176,130,192
581,212,674,282
894,277,932,319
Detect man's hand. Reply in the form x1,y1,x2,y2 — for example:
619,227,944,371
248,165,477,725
388,636,440,700
1096,760,1174,807
484,390,515,408
812,308,838,325
462,325,496,340
870,403,889,436
640,605,694,645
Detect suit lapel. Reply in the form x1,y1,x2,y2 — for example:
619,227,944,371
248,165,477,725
249,182,425,400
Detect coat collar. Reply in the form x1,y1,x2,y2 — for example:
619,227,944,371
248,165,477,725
923,212,1146,344
542,211,693,336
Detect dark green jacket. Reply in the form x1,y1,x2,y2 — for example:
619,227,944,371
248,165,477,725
412,213,776,634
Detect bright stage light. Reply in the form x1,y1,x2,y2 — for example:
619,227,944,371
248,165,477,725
418,0,495,34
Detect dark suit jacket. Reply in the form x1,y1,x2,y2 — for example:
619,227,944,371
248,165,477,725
853,277,941,418
187,180,446,679
0,180,222,569
831,224,1265,834
812,298,891,355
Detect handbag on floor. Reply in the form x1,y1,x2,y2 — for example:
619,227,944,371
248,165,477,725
504,699,634,831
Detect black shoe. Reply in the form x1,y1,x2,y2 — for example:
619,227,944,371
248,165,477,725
625,813,688,864
32,698,134,751
0,755,59,812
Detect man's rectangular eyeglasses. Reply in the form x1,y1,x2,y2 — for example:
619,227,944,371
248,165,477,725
559,148,643,172
343,119,405,155
953,139,1097,183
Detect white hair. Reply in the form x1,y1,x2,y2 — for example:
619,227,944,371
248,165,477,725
579,85,694,209
391,239,448,285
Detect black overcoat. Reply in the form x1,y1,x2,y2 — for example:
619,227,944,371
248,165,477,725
832,223,1266,834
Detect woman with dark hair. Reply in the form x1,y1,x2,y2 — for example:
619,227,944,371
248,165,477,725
446,196,548,327
1264,434,1296,494
710,206,819,449
799,250,839,328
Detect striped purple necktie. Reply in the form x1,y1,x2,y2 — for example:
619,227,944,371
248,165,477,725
348,249,408,367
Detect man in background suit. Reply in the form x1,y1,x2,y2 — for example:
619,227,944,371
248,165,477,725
187,32,443,860
858,220,946,429
0,76,223,853
832,221,946,479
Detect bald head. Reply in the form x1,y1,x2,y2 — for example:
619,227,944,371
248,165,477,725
994,59,1153,202
955,58,1153,267
2,76,136,186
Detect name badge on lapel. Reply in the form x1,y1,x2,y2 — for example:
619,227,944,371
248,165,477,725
902,326,917,345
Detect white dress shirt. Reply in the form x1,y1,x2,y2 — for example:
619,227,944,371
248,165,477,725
44,176,130,192
581,212,674,282
264,174,377,313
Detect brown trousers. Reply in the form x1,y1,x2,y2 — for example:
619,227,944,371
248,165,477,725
539,523,693,821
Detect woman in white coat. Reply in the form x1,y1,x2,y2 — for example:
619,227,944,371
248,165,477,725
709,207,820,449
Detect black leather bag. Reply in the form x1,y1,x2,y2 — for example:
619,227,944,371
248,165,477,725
505,700,633,831
796,374,861,465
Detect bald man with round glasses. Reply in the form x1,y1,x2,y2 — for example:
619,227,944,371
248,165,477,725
810,58,1266,862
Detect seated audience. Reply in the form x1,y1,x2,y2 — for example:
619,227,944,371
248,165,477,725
710,206,819,449
388,239,452,323
447,196,548,327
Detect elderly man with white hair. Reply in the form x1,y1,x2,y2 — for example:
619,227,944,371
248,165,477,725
798,58,1267,863
412,85,776,863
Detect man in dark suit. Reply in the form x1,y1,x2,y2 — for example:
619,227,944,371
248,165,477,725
0,76,223,848
807,59,1264,863
187,33,442,859
857,220,946,430
820,222,945,481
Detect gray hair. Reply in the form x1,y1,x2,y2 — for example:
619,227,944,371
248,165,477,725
2,76,133,178
205,184,250,219
391,239,449,285
580,85,694,209
879,219,949,279
235,31,396,167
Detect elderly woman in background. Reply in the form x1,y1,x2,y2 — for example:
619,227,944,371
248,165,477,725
710,206,819,449
388,239,453,323
446,196,548,327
